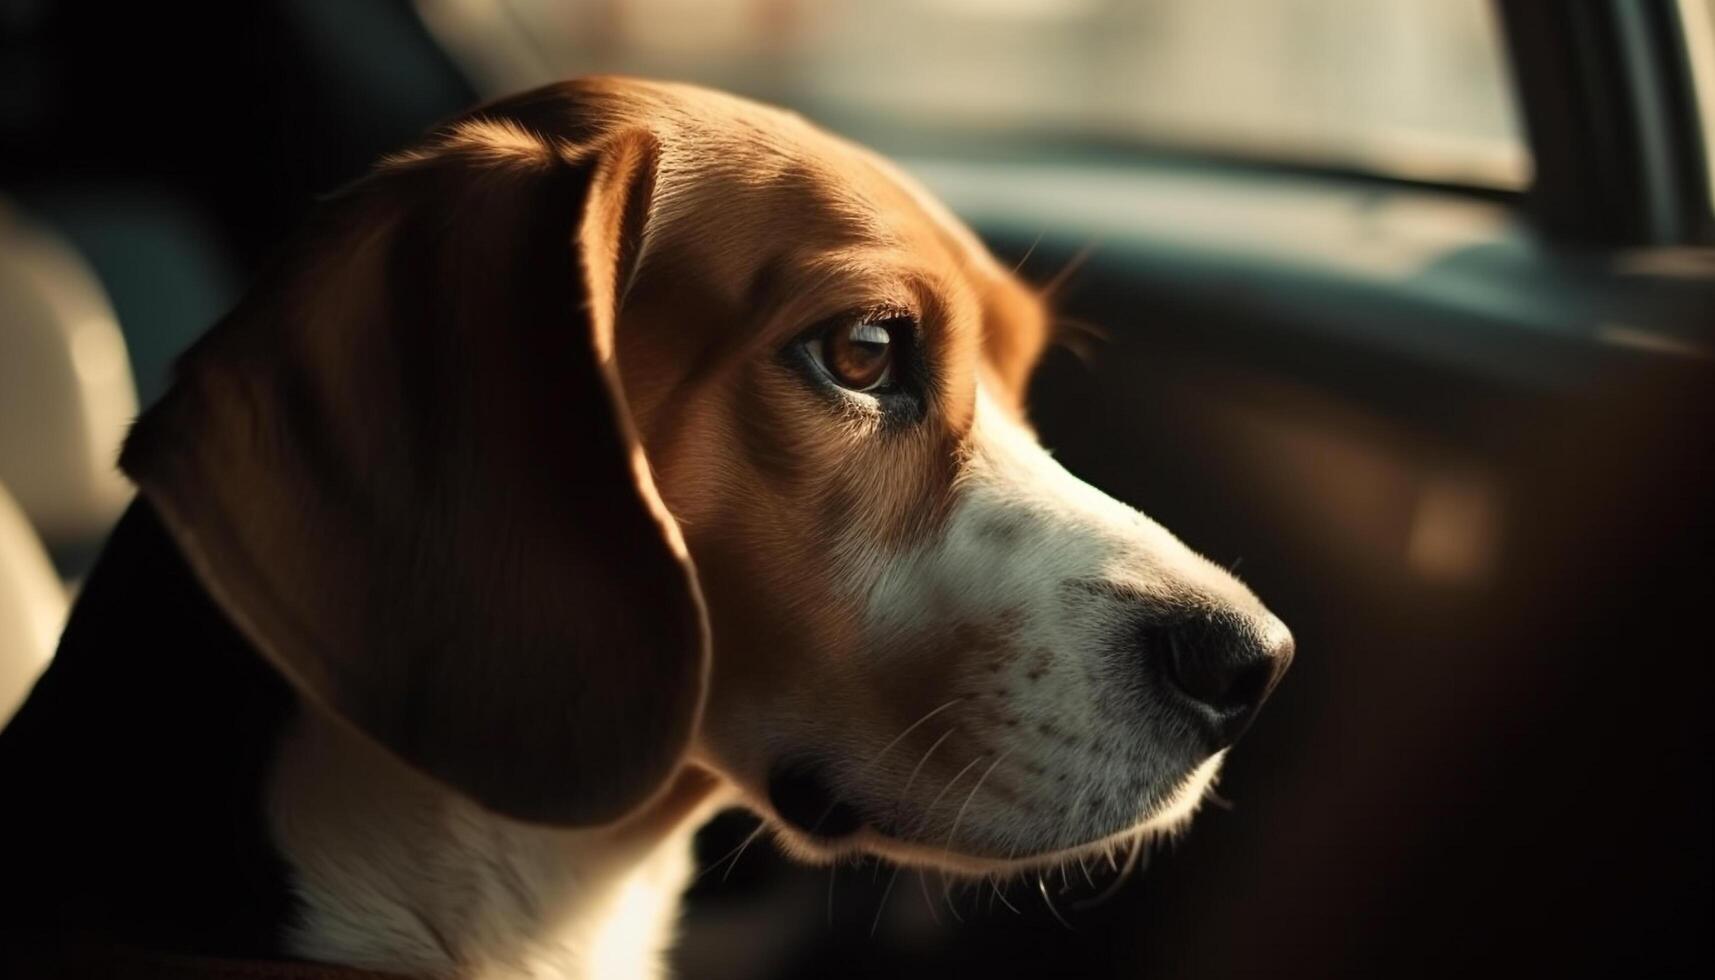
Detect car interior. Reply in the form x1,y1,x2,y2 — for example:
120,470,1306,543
2,2,1711,977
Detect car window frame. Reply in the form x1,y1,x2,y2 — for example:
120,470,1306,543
1496,0,1715,245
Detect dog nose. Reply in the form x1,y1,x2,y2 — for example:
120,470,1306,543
1147,611,1293,747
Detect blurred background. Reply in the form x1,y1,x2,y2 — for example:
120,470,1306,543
2,1,1711,977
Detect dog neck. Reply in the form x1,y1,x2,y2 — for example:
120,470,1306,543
269,712,725,979
0,500,728,979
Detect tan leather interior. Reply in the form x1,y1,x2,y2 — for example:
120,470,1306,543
0,203,140,722
0,482,64,725
0,204,137,548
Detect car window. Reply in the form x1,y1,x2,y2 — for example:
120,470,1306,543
422,0,1529,187
1682,0,1715,214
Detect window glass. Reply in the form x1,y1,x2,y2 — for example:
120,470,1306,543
422,0,1530,187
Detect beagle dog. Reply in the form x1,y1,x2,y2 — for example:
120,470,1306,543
0,77,1291,979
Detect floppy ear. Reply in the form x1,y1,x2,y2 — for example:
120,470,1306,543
120,118,705,827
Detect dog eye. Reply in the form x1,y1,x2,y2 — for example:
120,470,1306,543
812,318,904,392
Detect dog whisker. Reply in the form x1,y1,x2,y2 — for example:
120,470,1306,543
1073,828,1147,911
894,726,959,826
827,862,838,927
1039,874,1076,930
940,751,1011,868
1050,315,1110,366
1040,240,1099,298
869,865,903,938
696,819,767,882
721,822,770,883
803,698,965,838
942,867,964,924
916,868,941,926
862,697,965,778
922,752,999,917
991,874,1021,915
1008,230,1045,277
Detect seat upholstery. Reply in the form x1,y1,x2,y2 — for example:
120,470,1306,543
0,482,66,725
0,203,141,722
0,203,138,553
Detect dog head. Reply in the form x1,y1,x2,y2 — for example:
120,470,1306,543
123,77,1290,871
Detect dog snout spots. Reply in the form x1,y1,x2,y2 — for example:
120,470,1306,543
1033,720,1082,750
1023,647,1053,682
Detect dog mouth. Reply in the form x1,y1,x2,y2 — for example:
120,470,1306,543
765,750,1224,873
766,759,866,840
